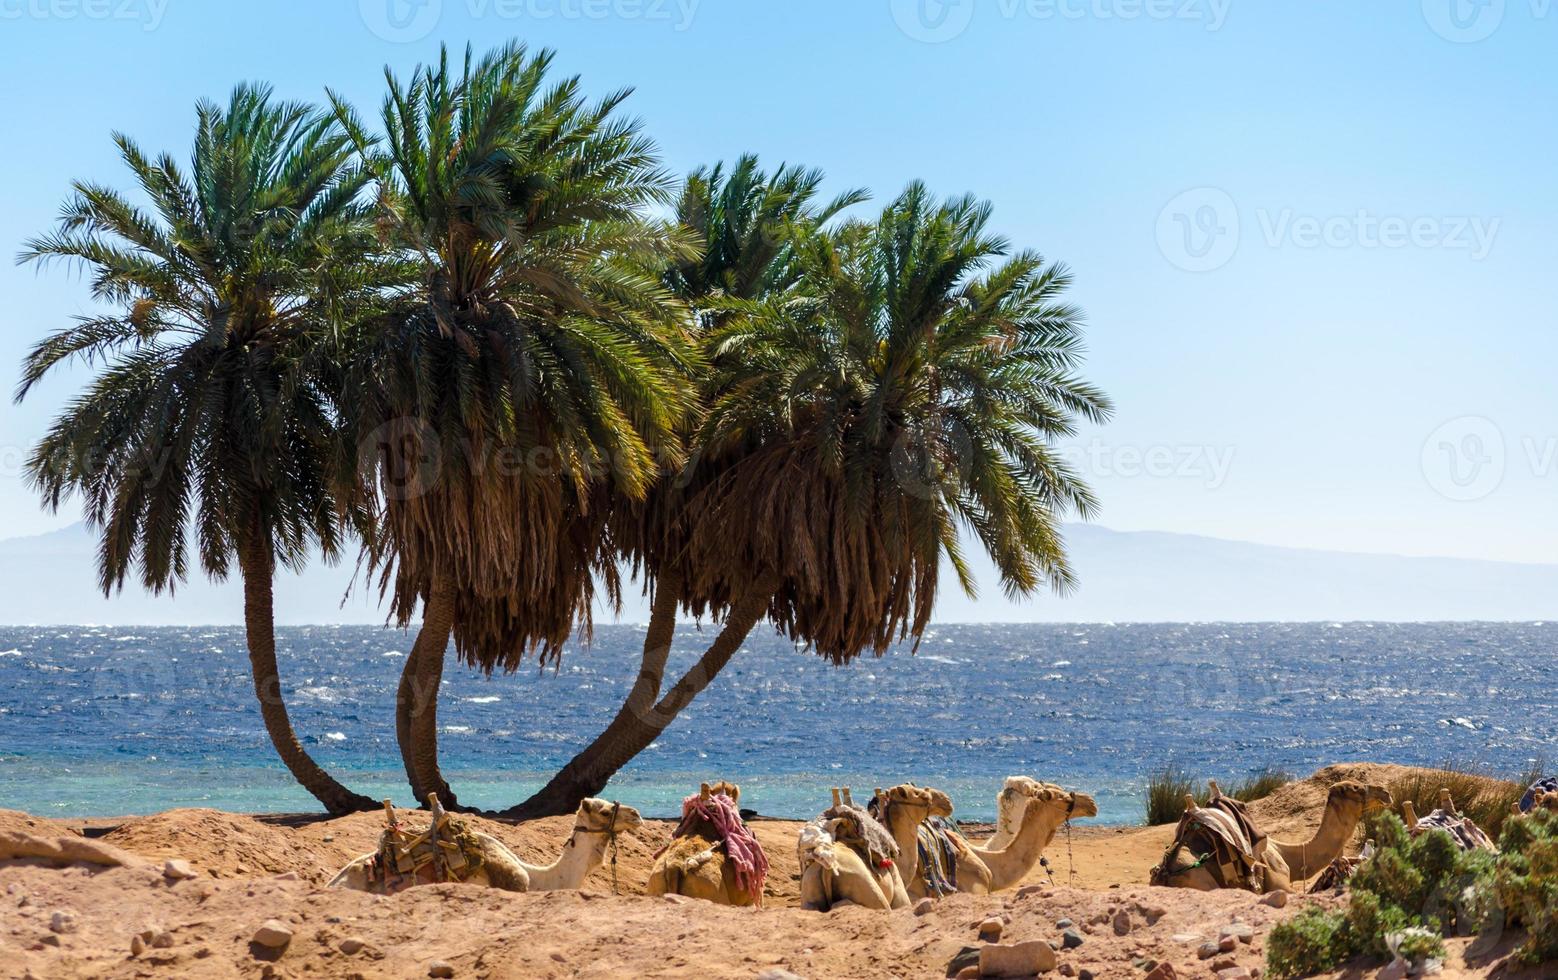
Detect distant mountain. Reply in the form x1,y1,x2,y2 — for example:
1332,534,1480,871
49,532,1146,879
0,522,1553,625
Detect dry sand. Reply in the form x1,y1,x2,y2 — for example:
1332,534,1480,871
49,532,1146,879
0,764,1545,979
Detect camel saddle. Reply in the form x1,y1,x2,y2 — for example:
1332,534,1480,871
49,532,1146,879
1151,796,1270,892
369,796,485,895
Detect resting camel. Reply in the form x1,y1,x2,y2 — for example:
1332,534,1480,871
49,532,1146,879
647,781,767,906
329,798,642,894
874,782,1097,899
799,787,911,912
1154,779,1392,893
1402,789,1496,851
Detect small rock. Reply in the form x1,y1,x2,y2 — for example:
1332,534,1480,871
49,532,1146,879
1059,966,1075,978
663,894,692,904
1198,942,1220,960
49,910,77,934
914,898,936,916
40,934,60,947
1079,972,1095,980
1213,956,1238,971
428,962,455,979
273,871,299,881
1144,963,1178,980
1216,970,1253,980
17,895,29,907
194,947,211,959
1219,934,1238,953
252,919,292,949
978,917,1004,942
1145,905,1168,924
1062,928,1084,950
340,937,366,955
322,834,335,843
979,940,1057,978
1172,933,1202,944
130,935,146,956
1055,917,1074,929
1260,890,1289,909
1221,922,1255,945
163,859,198,880
1112,910,1132,936
152,931,174,949
756,971,805,980
1016,885,1045,900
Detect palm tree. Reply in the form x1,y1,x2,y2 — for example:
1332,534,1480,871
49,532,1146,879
506,155,864,818
15,85,387,815
332,42,696,808
509,182,1111,817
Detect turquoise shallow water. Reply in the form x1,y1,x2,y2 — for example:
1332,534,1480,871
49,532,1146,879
0,622,1552,824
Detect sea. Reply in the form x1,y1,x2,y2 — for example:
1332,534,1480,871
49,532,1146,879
0,622,1551,825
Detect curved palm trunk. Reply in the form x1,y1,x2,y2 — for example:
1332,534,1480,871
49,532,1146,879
504,572,770,820
399,581,459,808
239,543,375,816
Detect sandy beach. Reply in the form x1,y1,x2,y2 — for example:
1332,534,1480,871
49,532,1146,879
1,763,1547,979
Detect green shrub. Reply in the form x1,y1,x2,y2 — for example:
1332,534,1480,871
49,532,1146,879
1269,811,1553,977
1493,809,1558,964
1143,765,1292,825
1144,766,1204,826
1266,906,1350,979
1228,767,1292,804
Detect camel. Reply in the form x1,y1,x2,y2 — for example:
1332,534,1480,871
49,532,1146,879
647,781,768,906
873,782,1096,899
329,797,642,894
1402,789,1496,851
1154,779,1392,893
798,787,911,912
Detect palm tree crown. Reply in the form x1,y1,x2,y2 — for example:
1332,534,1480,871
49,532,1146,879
687,181,1112,660
333,42,699,672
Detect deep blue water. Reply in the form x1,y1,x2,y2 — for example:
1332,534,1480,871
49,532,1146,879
0,623,1552,825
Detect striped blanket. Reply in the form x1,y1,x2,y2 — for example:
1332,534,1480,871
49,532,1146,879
916,816,961,897
669,790,770,905
1411,809,1496,852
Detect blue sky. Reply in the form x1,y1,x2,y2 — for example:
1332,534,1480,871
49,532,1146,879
2,0,1555,566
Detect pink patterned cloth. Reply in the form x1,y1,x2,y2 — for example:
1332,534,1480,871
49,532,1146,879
670,791,769,905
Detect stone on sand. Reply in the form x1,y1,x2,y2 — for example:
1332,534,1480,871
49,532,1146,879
251,919,292,949
979,940,1057,977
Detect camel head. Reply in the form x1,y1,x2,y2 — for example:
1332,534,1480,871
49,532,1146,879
1327,781,1393,816
577,798,644,836
699,781,741,805
998,779,1097,836
924,787,954,818
877,784,940,820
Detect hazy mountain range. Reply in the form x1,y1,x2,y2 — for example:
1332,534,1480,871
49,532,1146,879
0,522,1553,626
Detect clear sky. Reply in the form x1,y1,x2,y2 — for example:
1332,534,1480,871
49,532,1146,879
2,0,1554,565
